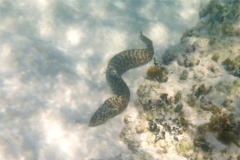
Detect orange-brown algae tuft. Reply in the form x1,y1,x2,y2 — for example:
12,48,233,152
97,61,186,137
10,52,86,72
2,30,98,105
146,66,168,82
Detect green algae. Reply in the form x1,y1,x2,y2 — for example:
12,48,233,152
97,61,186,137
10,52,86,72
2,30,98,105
176,138,193,155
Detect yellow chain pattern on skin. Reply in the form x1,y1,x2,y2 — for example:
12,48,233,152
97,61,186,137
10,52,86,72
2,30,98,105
89,32,154,127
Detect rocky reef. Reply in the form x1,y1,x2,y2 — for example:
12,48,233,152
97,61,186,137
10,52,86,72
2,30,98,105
114,0,240,159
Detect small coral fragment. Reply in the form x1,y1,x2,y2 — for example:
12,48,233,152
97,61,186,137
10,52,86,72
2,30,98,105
148,120,160,133
179,69,189,80
174,103,183,113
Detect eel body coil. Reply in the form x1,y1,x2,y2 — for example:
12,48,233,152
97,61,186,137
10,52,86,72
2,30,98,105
89,32,154,127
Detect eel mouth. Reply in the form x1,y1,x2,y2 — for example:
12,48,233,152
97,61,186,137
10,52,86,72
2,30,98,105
88,102,117,127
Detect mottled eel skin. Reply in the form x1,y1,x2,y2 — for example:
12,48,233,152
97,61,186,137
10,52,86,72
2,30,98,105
89,32,154,127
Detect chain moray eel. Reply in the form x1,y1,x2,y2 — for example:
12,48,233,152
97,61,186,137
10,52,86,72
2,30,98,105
89,32,154,127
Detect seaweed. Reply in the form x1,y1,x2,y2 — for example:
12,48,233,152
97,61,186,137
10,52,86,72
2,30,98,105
195,84,207,98
187,94,197,107
205,113,240,146
174,91,182,104
146,66,168,82
211,53,220,62
194,136,212,153
222,57,240,77
222,58,235,70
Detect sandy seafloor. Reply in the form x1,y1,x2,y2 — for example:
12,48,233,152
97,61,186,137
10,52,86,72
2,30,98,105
0,0,211,160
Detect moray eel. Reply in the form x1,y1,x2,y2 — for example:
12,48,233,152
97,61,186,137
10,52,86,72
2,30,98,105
89,32,154,127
